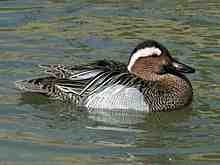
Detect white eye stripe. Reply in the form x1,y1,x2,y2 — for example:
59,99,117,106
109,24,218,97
127,47,162,72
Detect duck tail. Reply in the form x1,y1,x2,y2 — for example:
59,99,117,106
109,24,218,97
15,77,56,94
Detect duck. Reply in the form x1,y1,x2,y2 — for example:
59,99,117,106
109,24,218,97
15,40,195,112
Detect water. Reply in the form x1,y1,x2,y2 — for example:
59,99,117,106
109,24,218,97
0,0,220,164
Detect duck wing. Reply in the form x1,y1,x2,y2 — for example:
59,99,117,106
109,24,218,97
39,64,101,80
51,60,129,97
39,60,125,79
15,60,129,99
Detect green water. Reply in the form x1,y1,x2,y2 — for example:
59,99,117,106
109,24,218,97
0,0,220,164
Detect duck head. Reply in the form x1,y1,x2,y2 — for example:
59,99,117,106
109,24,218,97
127,40,195,81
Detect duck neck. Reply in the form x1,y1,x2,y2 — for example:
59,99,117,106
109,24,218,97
129,69,163,81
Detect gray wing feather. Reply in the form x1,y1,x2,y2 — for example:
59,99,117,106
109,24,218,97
39,64,102,80
16,61,132,102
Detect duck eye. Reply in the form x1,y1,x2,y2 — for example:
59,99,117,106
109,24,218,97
151,54,158,57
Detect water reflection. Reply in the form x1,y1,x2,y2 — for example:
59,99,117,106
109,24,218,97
16,92,197,158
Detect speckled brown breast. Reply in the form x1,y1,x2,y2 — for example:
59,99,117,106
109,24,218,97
143,74,193,112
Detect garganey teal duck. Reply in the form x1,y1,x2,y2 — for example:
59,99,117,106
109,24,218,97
15,40,195,112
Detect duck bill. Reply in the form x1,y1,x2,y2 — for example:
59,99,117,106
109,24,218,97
167,59,195,74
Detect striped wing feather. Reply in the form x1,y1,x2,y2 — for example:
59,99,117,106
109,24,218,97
15,60,131,100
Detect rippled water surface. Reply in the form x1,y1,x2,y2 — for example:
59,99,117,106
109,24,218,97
0,0,220,164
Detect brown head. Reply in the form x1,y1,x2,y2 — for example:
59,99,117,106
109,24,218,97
127,40,195,81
